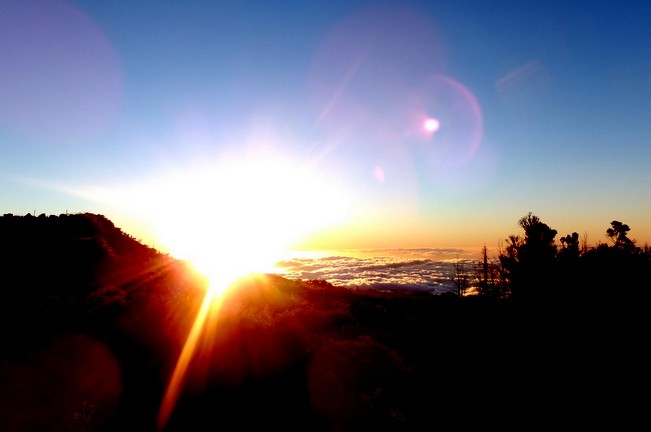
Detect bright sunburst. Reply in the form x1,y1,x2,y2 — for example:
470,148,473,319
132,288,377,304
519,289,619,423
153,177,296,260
85,149,349,429
154,152,348,286
91,150,348,287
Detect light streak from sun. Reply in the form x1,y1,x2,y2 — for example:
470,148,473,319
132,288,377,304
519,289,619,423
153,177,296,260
156,280,224,430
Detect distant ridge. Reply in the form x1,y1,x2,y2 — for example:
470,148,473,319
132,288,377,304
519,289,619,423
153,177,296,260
0,212,190,338
0,212,160,260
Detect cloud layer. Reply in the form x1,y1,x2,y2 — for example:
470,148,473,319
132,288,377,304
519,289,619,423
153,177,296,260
275,248,478,294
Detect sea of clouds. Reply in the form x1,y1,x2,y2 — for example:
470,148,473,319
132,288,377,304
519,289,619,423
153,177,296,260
274,248,481,294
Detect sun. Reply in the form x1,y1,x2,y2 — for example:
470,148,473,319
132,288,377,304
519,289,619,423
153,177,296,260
423,117,440,133
162,153,346,283
82,149,350,305
103,150,349,294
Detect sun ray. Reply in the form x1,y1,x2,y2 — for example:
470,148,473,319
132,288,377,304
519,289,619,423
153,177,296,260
157,279,225,430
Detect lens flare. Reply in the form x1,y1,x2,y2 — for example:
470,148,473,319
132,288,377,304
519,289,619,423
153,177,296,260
409,74,483,163
0,0,123,145
373,165,385,183
423,118,440,133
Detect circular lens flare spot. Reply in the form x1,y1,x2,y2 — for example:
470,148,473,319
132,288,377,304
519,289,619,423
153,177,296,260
407,74,484,164
373,165,385,183
424,118,440,133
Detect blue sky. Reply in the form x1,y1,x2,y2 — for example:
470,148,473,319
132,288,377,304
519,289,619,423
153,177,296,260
1,0,650,257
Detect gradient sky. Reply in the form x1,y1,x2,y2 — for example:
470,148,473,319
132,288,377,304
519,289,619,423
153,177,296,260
2,0,650,258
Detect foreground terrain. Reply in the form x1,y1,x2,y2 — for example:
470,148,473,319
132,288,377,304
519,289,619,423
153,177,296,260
0,213,640,430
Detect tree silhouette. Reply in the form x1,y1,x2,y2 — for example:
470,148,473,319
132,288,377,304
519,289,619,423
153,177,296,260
606,220,634,249
475,245,509,299
499,213,558,302
450,257,469,296
579,220,650,302
559,232,579,255
496,214,651,304
556,232,582,296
